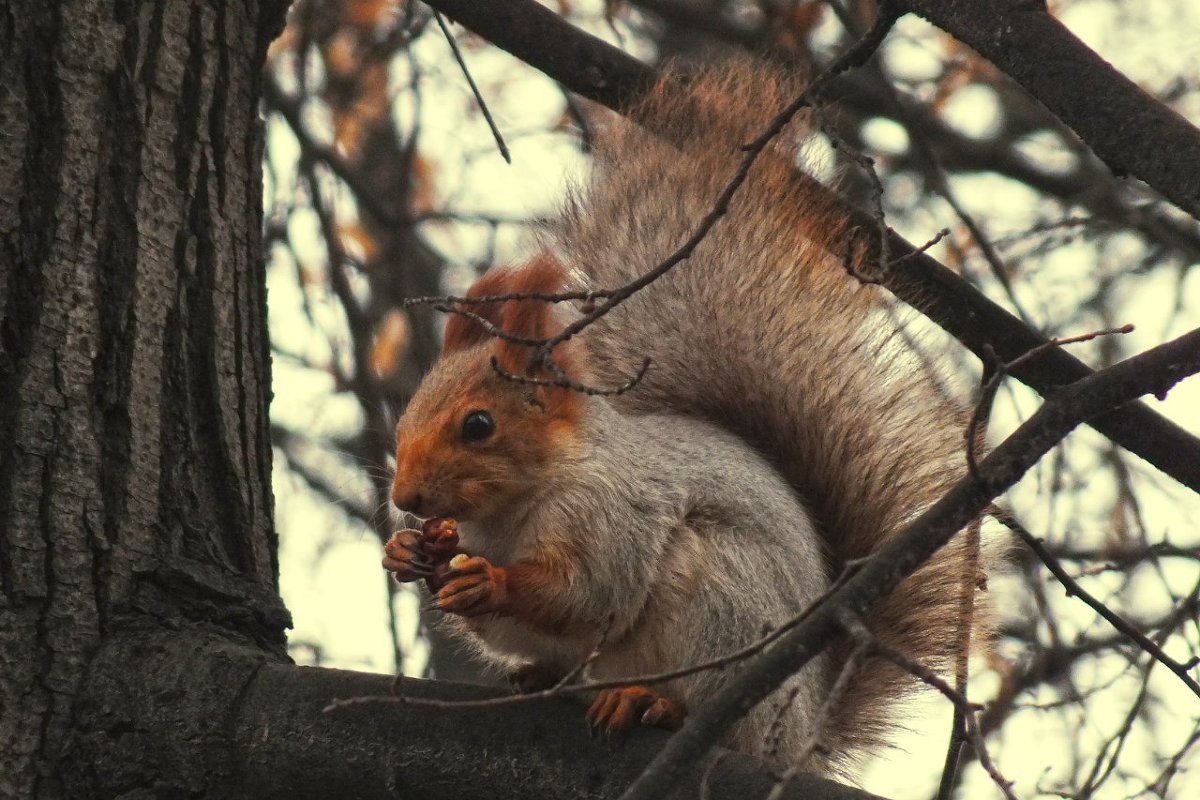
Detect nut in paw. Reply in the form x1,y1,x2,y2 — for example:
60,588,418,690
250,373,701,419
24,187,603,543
420,516,460,558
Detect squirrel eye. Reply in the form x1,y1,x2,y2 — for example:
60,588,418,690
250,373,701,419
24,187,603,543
461,410,495,443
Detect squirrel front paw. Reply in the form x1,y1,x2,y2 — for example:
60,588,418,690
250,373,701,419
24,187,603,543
434,554,509,617
383,517,461,585
382,528,433,582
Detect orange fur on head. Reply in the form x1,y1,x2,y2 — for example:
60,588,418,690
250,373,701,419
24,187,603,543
392,255,585,520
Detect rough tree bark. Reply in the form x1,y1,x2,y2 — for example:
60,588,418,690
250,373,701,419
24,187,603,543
0,2,880,798
1,0,290,794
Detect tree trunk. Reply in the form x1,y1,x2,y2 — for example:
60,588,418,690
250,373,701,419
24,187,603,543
0,0,289,794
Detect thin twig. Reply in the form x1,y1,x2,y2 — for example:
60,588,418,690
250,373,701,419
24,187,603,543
888,228,950,268
553,612,617,689
764,643,872,800
994,511,1200,699
934,515,982,800
823,123,891,273
489,354,652,397
845,227,950,284
760,684,805,765
324,568,852,715
432,304,546,347
966,324,1135,480
405,288,613,306
433,11,511,163
697,751,731,800
1147,721,1200,797
427,300,652,395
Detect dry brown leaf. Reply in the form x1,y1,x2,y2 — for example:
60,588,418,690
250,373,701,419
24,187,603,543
338,224,379,263
324,31,360,78
371,310,412,379
333,63,390,156
408,154,439,217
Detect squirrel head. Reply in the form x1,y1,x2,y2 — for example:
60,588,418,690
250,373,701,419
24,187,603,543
391,255,585,521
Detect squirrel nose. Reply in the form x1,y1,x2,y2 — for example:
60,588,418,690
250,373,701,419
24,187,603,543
392,488,424,515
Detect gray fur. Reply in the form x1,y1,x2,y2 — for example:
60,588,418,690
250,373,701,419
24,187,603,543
453,400,830,764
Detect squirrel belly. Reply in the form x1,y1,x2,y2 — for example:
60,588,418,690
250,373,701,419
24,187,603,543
446,401,832,765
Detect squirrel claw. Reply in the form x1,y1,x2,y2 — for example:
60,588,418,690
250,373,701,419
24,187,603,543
403,554,434,572
586,686,686,739
640,696,684,729
393,564,433,581
420,517,461,558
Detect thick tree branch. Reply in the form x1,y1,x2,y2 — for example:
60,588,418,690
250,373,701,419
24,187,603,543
420,0,1200,493
258,666,884,800
897,0,1200,221
828,71,1200,259
74,629,886,800
617,325,1200,799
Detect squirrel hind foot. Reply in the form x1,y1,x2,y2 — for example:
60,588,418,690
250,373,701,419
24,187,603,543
586,686,686,739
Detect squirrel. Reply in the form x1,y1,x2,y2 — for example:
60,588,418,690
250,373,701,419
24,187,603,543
383,58,982,777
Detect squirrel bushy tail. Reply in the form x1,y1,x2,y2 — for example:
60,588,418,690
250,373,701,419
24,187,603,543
555,59,980,763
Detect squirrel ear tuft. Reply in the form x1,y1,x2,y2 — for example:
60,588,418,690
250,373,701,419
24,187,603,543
444,255,582,411
493,255,583,419
442,255,569,360
492,255,573,377
442,267,512,356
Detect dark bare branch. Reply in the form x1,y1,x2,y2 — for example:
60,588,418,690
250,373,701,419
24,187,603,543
897,0,1200,220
